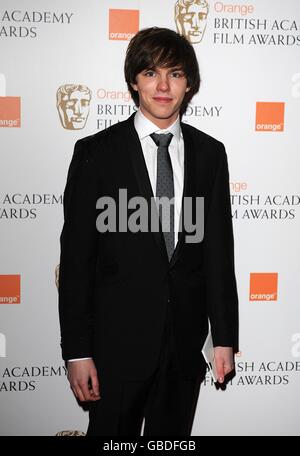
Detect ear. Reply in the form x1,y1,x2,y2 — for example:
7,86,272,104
131,82,138,91
185,86,191,93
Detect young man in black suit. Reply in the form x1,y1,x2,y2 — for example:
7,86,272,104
58,27,239,436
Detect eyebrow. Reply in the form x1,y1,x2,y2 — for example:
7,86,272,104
143,66,185,72
168,67,185,72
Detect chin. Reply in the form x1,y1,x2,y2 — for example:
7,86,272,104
153,111,176,120
153,105,178,117
189,33,203,44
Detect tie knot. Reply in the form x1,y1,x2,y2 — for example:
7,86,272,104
150,132,173,148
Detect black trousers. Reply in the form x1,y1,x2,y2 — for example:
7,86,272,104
87,306,202,436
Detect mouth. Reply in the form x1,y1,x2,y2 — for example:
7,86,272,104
153,97,173,104
71,118,84,122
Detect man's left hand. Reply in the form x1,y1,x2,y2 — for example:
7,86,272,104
214,346,234,383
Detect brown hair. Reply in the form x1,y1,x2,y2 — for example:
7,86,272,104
124,27,200,115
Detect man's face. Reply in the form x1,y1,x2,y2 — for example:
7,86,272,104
131,67,190,128
58,90,91,130
176,3,208,44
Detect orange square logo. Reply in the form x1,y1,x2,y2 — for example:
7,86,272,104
255,102,284,132
0,97,21,128
0,275,21,304
109,9,139,41
249,273,278,301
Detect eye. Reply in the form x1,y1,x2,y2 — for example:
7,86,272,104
65,101,76,108
170,71,184,78
183,13,193,23
143,70,156,77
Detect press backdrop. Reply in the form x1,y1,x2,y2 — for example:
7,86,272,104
0,0,300,436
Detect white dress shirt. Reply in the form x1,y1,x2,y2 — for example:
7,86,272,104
69,109,184,362
134,108,184,246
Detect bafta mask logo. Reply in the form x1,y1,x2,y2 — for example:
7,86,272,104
175,0,209,44
56,84,91,130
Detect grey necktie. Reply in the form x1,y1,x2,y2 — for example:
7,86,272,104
150,132,174,261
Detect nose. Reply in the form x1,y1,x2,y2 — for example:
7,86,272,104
156,75,170,92
192,14,200,29
74,100,83,115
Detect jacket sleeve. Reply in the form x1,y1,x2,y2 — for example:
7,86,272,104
58,138,99,360
204,142,239,352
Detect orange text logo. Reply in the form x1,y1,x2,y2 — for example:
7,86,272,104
0,74,21,127
255,102,285,132
249,272,278,301
109,9,139,41
0,96,21,128
0,275,21,304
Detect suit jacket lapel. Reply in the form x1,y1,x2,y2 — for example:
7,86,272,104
125,113,169,265
125,114,206,268
169,121,197,267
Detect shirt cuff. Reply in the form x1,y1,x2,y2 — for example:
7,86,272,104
68,357,92,362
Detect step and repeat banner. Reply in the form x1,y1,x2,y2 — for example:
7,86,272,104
1,0,300,436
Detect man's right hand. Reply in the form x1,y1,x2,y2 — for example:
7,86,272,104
67,359,100,402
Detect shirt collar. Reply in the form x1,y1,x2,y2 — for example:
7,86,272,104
134,108,181,142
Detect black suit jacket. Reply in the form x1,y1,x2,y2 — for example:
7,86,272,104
58,113,238,381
